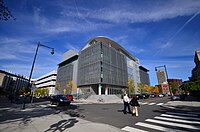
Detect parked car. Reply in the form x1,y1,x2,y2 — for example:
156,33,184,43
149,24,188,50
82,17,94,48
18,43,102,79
66,95,73,101
149,94,155,98
136,94,143,100
171,94,181,101
142,94,149,99
158,94,164,97
50,95,71,106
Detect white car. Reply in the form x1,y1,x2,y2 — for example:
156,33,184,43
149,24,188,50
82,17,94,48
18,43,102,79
158,94,164,97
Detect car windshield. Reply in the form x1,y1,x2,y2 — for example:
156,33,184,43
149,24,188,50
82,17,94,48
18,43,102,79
57,95,67,99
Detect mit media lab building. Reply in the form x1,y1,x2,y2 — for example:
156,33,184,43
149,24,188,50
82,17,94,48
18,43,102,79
56,37,150,95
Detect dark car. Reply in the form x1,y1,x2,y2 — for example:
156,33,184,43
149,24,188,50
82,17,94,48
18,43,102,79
149,94,155,98
66,95,73,101
136,94,143,100
171,94,181,101
50,95,71,106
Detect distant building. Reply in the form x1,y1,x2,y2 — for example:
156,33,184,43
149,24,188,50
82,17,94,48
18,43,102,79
191,49,200,80
0,70,29,94
156,70,167,85
34,70,57,95
167,78,182,87
139,66,150,86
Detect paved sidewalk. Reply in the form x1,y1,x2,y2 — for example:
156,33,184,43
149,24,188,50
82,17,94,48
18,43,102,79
0,96,122,132
0,112,122,132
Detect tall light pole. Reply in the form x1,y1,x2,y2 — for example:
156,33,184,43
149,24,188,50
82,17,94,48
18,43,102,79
155,65,172,95
22,42,54,109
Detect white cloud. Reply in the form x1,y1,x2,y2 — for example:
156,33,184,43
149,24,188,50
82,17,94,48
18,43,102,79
60,0,200,24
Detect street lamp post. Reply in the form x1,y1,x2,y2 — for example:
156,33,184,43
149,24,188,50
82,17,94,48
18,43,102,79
22,42,54,109
155,65,172,95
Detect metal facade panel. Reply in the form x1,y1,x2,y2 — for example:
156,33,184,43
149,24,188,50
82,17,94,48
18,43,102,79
56,64,73,93
77,42,101,86
101,43,128,87
78,41,128,87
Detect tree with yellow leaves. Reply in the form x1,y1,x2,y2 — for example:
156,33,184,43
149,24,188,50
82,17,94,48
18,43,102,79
66,80,77,94
152,86,159,94
143,84,154,94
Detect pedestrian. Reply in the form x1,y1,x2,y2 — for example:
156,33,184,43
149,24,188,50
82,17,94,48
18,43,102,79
129,96,140,117
123,94,131,114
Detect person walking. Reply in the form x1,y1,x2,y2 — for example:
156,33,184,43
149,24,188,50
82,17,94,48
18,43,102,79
123,94,131,114
130,96,140,117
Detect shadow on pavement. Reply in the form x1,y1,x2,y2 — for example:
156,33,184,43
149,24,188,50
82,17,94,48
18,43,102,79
44,118,79,132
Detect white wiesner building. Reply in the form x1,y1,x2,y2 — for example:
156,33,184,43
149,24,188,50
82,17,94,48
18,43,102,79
34,70,57,95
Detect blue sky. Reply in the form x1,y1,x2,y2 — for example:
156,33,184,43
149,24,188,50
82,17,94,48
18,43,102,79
0,0,200,85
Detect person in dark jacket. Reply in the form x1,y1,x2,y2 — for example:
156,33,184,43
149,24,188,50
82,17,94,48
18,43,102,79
129,96,140,116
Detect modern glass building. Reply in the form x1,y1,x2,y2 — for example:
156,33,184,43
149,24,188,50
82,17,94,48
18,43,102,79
56,50,79,94
56,36,150,95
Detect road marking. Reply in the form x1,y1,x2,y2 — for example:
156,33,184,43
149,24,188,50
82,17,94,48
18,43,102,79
121,126,148,132
166,112,198,117
141,102,148,105
0,108,10,111
154,116,200,124
156,103,164,106
148,103,156,105
40,105,48,107
161,114,200,121
135,122,186,132
145,119,200,130
187,112,200,115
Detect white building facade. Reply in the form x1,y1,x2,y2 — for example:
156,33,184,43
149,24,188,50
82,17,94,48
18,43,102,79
34,70,57,95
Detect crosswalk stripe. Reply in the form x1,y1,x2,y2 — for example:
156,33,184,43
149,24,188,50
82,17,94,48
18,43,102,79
121,126,148,132
0,108,10,111
187,112,200,115
166,112,198,117
161,114,200,121
148,103,156,105
154,116,200,124
135,122,186,132
156,103,164,106
145,119,200,130
141,102,148,105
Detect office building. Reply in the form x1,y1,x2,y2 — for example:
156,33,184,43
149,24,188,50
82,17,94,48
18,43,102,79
56,36,150,95
191,49,200,80
139,66,150,86
56,50,78,94
167,79,182,87
34,70,57,95
156,70,167,85
0,70,29,93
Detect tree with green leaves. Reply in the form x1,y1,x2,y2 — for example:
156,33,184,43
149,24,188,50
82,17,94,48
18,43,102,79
137,82,143,94
128,79,135,94
169,82,178,94
182,77,200,97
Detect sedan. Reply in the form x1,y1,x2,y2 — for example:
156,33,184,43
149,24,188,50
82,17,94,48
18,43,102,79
50,94,71,106
171,94,181,101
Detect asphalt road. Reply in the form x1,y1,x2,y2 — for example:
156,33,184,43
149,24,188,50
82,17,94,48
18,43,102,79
1,96,199,132
73,97,170,129
66,97,200,132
